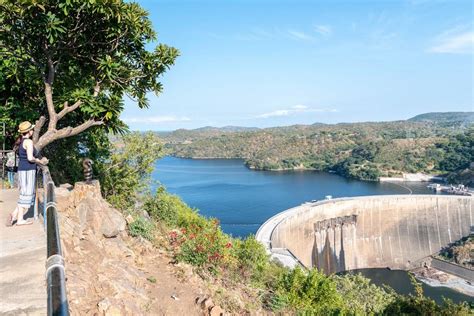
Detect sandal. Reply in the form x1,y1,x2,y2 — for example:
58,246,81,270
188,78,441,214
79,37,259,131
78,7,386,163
5,213,13,227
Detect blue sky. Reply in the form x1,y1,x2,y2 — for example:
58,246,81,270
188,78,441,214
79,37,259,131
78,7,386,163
122,0,473,131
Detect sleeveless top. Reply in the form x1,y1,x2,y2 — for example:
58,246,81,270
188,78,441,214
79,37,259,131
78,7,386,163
18,138,38,171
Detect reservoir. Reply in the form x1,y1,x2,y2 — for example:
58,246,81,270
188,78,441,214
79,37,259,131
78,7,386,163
153,156,437,237
153,157,472,304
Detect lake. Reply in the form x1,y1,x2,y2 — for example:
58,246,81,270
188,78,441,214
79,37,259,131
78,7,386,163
152,157,471,304
153,156,436,237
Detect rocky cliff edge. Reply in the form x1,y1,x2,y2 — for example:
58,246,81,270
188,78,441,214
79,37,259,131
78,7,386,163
52,181,222,315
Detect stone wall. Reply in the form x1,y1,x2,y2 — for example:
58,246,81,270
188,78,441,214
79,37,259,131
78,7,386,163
263,195,473,273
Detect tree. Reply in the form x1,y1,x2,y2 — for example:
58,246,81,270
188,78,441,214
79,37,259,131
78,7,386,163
334,273,395,314
437,128,474,172
0,0,179,151
99,132,163,209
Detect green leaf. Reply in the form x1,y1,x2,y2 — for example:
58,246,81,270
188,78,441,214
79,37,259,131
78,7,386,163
0,0,178,149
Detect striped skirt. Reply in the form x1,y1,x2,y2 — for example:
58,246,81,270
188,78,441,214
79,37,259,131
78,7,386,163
17,170,36,208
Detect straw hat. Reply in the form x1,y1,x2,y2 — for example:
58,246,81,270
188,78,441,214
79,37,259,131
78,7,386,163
18,121,35,133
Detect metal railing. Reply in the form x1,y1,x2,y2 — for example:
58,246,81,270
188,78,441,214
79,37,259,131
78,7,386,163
40,166,69,316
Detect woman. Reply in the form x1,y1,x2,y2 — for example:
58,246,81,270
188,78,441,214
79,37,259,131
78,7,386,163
6,121,48,226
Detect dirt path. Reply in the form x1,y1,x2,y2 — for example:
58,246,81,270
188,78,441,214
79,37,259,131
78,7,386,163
63,227,208,315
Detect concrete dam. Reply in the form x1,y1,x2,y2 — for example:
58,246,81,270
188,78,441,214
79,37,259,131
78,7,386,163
256,195,473,274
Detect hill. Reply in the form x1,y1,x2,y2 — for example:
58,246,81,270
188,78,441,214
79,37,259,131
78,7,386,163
408,112,474,123
159,113,473,182
194,125,260,132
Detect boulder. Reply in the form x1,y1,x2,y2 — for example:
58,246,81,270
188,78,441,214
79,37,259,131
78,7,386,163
97,298,112,313
201,298,214,311
59,183,74,190
75,196,126,238
210,305,225,316
59,180,126,239
54,187,72,209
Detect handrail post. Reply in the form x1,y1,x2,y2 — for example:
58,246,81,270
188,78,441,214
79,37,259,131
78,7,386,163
40,166,69,316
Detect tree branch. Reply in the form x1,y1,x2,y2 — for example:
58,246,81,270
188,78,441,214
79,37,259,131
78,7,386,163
38,79,101,151
57,100,82,120
56,119,104,139
36,119,104,151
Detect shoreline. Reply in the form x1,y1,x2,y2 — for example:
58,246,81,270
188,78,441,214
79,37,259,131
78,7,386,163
247,165,319,172
171,155,445,182
380,173,446,182
411,267,474,297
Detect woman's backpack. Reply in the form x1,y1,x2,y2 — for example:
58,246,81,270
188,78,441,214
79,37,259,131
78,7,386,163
6,152,18,172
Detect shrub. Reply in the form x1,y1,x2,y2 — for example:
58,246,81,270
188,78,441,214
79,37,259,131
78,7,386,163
172,218,234,272
128,216,155,241
101,132,164,210
233,236,269,285
334,273,395,314
144,187,181,226
272,267,344,314
144,186,209,229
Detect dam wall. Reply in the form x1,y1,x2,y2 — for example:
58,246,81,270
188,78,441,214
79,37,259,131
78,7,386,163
256,195,473,274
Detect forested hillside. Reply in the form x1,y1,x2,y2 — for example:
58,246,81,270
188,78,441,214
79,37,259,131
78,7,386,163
161,113,473,182
408,112,474,125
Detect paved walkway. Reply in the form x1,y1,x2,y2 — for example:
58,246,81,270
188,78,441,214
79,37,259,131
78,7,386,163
0,189,46,315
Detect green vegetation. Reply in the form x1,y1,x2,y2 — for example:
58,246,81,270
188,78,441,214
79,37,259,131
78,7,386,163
128,216,155,241
0,0,178,181
99,132,163,209
138,185,472,314
438,235,473,268
271,267,345,314
436,129,474,186
334,273,395,314
162,119,473,182
1,1,471,313
107,134,472,314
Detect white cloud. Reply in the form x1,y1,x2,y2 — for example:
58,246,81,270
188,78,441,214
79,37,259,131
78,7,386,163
256,105,337,119
287,30,314,41
429,30,474,54
232,27,315,42
257,110,291,118
123,116,191,123
314,25,332,37
292,104,308,110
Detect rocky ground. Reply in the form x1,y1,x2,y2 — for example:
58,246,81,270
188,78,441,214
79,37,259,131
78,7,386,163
54,181,228,316
412,267,474,297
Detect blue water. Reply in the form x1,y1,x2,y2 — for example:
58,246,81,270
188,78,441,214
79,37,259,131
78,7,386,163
153,157,434,237
152,157,471,304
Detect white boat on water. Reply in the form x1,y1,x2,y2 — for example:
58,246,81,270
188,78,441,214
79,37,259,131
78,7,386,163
427,183,472,196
